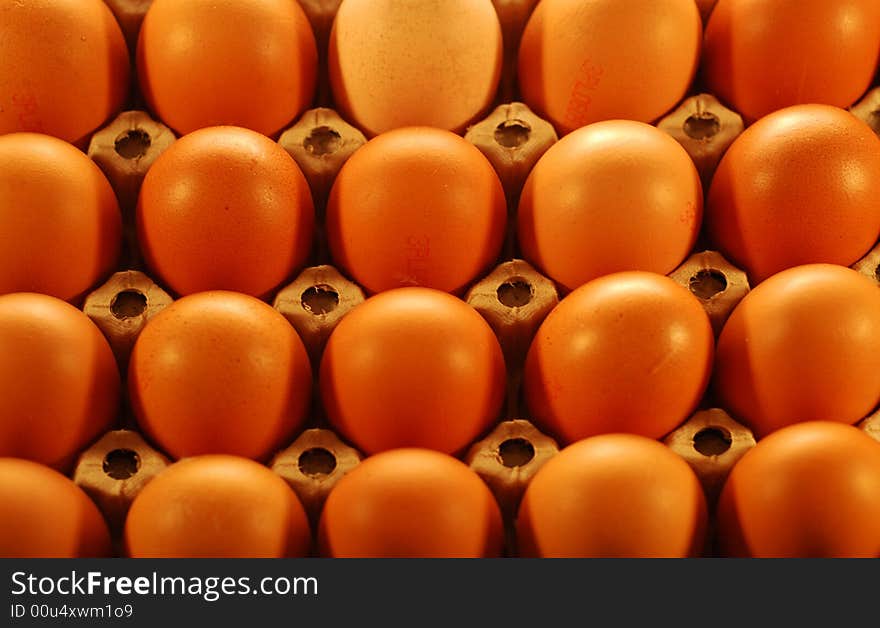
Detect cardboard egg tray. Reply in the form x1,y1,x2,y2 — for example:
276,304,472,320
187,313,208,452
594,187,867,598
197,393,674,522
4,0,880,558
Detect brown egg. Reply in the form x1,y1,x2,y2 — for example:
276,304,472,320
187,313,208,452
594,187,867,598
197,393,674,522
129,292,312,461
714,264,880,438
0,133,122,302
329,0,502,136
518,0,701,134
320,288,506,455
707,105,880,283
137,0,317,136
518,120,702,292
0,0,129,144
320,449,503,558
703,0,880,122
0,458,111,557
125,455,311,558
326,127,506,295
137,126,314,298
718,422,880,557
0,294,120,469
517,434,707,557
524,272,714,444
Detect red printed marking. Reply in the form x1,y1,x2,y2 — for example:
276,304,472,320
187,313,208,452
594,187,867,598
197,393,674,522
679,201,697,226
563,59,604,129
11,91,44,132
403,235,431,283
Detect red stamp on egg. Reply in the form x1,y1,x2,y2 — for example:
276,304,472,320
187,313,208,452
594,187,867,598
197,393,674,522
564,59,604,129
11,90,44,133
403,235,431,284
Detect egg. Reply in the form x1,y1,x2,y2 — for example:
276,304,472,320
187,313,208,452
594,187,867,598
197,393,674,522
0,294,120,469
524,272,714,443
0,458,111,557
0,133,122,302
518,120,702,292
137,126,314,298
0,0,129,144
703,0,880,122
326,127,506,295
137,0,317,136
320,288,506,455
320,449,503,558
128,291,312,461
517,434,707,557
518,0,701,134
706,105,880,284
718,422,880,557
714,264,880,438
329,0,502,136
125,455,311,558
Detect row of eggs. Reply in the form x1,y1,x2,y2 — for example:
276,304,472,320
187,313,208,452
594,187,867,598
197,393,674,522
3,100,880,299
3,0,879,140
5,418,880,557
3,258,880,497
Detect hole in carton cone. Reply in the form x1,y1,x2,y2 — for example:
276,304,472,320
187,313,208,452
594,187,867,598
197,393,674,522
693,427,732,456
494,119,531,148
103,449,141,480
499,438,535,468
683,113,721,141
114,129,151,159
298,448,337,476
497,279,533,308
689,269,727,300
110,290,148,319
301,285,339,315
304,126,342,156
